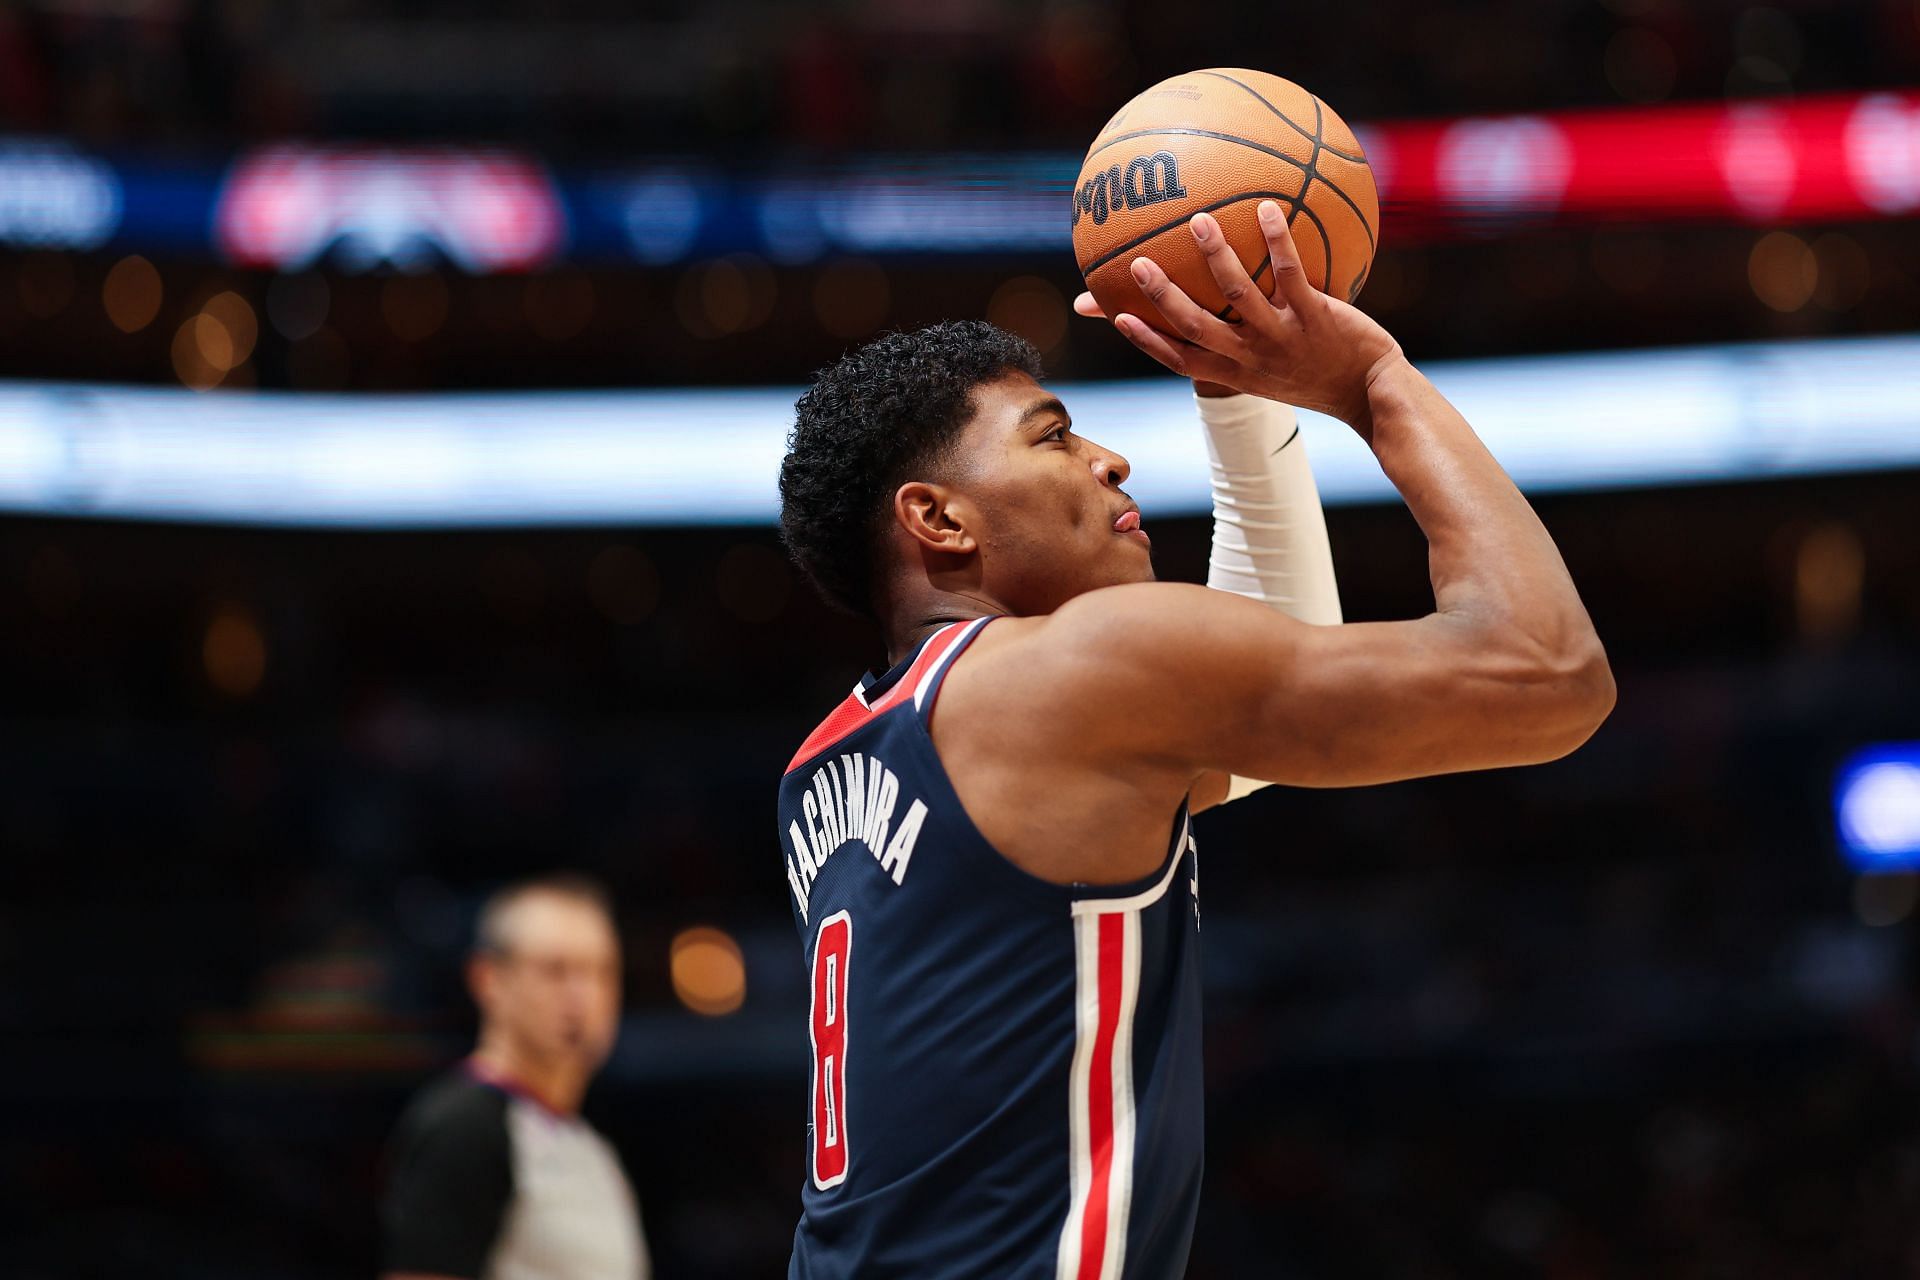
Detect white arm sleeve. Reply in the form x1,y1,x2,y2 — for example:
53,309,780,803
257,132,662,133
1195,391,1343,803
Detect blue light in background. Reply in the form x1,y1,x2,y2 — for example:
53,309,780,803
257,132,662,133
1836,745,1920,870
1,333,1918,528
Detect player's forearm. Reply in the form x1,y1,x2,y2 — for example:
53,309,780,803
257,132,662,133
1359,355,1613,727
1196,390,1342,625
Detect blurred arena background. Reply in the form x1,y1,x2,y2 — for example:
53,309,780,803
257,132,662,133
3,1,1920,1276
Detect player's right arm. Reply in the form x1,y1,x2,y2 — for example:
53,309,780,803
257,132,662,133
1034,203,1614,790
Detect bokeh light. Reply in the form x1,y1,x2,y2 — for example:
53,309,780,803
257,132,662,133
676,255,776,338
1794,522,1864,641
203,604,268,697
200,291,260,371
172,316,223,391
669,926,747,1017
103,256,164,333
194,313,236,371
1747,231,1817,312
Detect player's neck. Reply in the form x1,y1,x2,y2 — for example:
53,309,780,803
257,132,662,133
881,591,1004,666
469,1038,587,1116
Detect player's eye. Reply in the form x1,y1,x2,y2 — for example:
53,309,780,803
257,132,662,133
1044,424,1069,443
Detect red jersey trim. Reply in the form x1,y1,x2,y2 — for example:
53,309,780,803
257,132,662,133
785,621,973,774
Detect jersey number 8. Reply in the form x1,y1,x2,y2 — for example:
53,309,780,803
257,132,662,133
810,910,853,1189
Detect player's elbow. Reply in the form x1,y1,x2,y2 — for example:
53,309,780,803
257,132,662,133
1515,631,1615,761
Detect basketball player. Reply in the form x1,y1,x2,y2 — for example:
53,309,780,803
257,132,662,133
774,205,1613,1277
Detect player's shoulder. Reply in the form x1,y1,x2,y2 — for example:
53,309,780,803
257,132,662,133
393,1067,512,1154
973,582,1229,668
940,583,1223,713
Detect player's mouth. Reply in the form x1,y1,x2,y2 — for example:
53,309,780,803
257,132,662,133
1113,506,1150,549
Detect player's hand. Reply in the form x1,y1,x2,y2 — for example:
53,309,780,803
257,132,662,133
1101,202,1404,429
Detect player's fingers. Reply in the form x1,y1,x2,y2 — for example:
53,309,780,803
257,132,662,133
1113,314,1236,383
1128,256,1241,353
1072,291,1105,319
1257,201,1321,317
1111,314,1188,374
1189,212,1280,335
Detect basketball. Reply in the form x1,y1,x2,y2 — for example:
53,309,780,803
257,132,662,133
1071,68,1380,330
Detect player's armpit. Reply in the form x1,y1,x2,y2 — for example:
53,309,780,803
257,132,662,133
1040,581,1614,790
1188,770,1234,814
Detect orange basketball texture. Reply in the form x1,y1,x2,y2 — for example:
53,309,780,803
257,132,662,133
1071,69,1379,333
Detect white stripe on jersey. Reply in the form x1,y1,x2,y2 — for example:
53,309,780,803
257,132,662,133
913,617,991,710
1055,904,1143,1280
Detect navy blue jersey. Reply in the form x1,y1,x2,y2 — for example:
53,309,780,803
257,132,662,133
777,618,1204,1280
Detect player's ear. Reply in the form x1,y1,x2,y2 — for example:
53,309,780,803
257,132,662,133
893,481,978,556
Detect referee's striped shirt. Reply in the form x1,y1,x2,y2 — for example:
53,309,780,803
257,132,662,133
382,1063,649,1280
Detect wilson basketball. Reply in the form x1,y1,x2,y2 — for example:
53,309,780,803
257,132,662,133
1071,68,1380,330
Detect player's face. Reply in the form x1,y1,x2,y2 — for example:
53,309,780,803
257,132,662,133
478,894,624,1074
950,373,1154,614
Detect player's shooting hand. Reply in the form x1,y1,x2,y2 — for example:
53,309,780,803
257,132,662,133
1095,202,1404,429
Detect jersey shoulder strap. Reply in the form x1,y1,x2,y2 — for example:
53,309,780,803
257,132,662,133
785,617,994,774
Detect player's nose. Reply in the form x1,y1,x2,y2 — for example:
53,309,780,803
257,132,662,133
1087,439,1131,488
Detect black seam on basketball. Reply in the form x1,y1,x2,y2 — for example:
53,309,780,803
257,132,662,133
1293,200,1334,294
1303,93,1377,256
1191,71,1367,163
1080,190,1304,275
1315,171,1377,255
1345,263,1371,302
1297,98,1322,289
1085,127,1311,174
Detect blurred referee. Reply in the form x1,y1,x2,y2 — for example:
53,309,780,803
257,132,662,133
381,874,650,1280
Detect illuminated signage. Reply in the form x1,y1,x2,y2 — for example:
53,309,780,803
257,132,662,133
215,147,565,273
1836,745,1920,871
0,141,121,249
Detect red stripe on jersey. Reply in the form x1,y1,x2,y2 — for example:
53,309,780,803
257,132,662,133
1076,912,1126,1280
784,622,970,774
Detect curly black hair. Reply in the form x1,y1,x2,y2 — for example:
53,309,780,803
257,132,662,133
779,321,1044,618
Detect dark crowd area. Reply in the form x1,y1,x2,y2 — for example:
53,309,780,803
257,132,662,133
3,467,1917,1277
2,0,1918,156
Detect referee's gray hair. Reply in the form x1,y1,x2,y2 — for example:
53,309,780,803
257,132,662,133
474,872,616,957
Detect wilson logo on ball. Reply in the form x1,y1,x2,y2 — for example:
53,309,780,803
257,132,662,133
1071,151,1189,227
